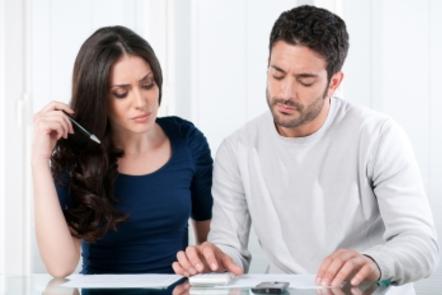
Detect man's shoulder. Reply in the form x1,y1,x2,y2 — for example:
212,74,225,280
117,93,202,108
223,112,272,147
333,97,392,133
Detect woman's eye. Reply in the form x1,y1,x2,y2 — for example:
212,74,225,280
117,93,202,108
141,82,155,90
113,92,127,99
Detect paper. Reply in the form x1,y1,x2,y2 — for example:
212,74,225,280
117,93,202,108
61,274,183,289
214,274,322,289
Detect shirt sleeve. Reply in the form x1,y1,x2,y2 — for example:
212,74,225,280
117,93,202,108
185,121,213,221
208,137,252,272
362,119,439,285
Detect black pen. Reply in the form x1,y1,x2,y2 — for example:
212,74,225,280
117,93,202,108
63,111,101,144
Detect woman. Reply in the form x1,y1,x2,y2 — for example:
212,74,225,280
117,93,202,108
32,26,212,277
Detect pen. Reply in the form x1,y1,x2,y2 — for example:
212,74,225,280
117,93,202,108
63,111,101,144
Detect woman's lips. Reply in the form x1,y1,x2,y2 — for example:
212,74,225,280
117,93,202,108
132,113,151,123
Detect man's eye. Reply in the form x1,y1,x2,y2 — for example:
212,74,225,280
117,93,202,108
273,75,284,81
299,80,314,87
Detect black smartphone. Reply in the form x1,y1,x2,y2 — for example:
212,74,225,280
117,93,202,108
251,281,289,294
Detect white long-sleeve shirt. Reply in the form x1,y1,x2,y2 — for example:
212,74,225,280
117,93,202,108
208,97,439,285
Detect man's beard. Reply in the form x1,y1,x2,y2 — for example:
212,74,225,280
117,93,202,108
266,87,328,129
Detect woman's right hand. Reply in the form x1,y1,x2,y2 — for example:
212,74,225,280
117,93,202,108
32,101,75,162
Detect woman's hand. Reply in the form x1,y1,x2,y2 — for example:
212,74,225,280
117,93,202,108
32,101,75,162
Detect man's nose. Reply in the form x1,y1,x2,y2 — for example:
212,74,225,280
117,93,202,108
279,80,295,100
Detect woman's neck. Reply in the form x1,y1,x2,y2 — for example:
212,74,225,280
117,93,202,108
112,124,164,156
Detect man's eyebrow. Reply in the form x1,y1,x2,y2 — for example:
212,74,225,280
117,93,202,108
295,73,319,79
270,65,285,73
270,65,319,79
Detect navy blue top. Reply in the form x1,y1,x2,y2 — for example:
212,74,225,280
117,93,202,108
57,116,213,274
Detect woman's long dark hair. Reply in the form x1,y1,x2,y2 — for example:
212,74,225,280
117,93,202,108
51,26,163,242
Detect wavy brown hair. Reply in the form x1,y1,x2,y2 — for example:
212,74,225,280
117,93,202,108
51,26,163,242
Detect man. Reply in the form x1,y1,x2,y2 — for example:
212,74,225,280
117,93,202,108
173,5,439,287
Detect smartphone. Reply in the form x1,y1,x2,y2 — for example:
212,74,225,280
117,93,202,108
251,281,289,294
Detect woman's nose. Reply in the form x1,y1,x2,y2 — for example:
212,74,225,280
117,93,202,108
133,88,147,108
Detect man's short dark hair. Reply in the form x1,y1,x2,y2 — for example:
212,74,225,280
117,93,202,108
269,5,349,79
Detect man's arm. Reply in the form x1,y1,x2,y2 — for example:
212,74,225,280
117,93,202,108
207,138,252,270
362,119,439,284
316,119,439,287
173,137,252,275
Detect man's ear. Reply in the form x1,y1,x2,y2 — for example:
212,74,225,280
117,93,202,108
327,71,344,97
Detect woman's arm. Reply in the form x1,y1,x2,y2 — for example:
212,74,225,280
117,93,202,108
32,101,81,277
192,219,210,244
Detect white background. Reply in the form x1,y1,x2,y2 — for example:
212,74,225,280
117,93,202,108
0,0,441,293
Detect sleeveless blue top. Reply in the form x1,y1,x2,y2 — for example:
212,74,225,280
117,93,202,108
57,116,213,274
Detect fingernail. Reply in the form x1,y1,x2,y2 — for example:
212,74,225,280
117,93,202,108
211,263,217,270
189,268,196,274
315,277,321,284
196,263,203,271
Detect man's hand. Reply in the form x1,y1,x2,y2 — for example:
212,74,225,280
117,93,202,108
316,249,381,287
172,242,243,277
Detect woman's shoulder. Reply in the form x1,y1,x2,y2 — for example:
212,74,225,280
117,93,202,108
158,116,211,158
157,116,204,140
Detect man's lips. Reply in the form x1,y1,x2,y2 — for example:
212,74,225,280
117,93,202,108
276,103,297,113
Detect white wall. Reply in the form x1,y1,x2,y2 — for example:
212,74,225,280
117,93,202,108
0,0,31,276
0,0,6,276
0,0,440,293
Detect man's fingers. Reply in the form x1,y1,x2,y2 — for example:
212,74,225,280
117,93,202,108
176,251,193,276
320,253,356,285
316,250,347,284
350,263,377,286
200,245,220,271
221,254,243,275
172,261,187,276
185,246,204,274
330,257,364,287
316,256,332,284
172,243,239,277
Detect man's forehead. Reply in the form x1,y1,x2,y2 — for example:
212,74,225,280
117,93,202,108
269,47,326,75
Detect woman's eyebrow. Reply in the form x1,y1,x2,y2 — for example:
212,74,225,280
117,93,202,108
111,72,153,88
